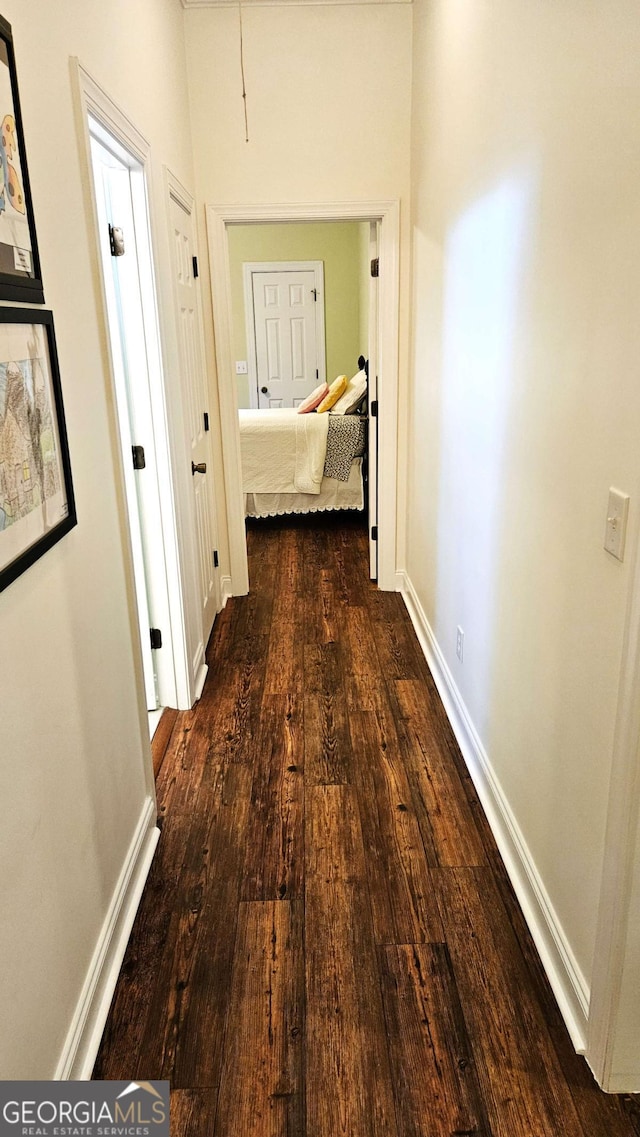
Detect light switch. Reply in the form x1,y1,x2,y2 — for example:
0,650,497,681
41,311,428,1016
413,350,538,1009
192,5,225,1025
235,360,248,374
604,488,630,562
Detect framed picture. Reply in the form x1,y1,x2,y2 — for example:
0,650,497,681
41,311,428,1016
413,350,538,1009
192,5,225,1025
0,309,76,591
0,16,44,303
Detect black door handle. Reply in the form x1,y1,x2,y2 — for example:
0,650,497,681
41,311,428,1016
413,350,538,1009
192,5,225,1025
192,462,207,475
261,386,268,394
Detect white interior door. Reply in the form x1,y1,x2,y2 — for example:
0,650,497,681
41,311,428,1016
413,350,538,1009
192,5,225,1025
368,222,379,580
91,136,161,710
246,263,326,408
168,184,220,659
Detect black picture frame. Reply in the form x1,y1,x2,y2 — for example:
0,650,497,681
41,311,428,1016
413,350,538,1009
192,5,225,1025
0,308,76,592
0,15,44,303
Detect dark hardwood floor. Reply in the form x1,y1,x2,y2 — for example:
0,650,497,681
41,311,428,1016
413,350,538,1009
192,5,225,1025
94,514,640,1137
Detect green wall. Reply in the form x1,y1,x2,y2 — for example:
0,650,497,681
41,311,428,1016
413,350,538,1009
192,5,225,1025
228,221,369,407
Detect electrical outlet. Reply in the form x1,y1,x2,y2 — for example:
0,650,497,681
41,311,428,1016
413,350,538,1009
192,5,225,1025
456,626,464,662
235,360,248,375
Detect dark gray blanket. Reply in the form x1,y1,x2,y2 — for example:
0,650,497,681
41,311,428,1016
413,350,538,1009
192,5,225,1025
323,415,366,482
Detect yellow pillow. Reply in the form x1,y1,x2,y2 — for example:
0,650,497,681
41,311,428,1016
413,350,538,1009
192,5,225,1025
317,374,347,413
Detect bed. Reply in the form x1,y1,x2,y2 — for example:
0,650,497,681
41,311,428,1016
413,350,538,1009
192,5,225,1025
239,404,366,519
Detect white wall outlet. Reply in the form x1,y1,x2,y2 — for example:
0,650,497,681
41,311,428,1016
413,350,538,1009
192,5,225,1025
235,360,248,374
456,625,464,662
604,488,630,562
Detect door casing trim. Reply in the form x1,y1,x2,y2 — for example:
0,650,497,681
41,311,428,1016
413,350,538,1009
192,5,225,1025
72,57,203,711
206,199,401,594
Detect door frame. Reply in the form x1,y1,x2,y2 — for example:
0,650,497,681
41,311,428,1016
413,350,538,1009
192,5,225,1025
165,167,221,696
243,260,326,409
206,200,400,595
72,60,198,711
88,127,161,711
587,509,640,1089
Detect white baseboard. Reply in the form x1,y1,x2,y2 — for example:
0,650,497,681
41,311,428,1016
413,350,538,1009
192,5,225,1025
400,571,589,1053
220,574,233,608
603,1072,640,1094
194,660,208,701
55,797,160,1080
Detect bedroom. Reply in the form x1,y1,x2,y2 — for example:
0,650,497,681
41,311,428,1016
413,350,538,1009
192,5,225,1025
227,218,380,578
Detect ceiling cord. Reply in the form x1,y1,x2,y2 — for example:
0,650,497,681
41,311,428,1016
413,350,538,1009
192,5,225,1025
239,1,249,143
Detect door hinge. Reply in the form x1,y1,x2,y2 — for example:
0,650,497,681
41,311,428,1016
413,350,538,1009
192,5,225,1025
109,224,125,257
311,287,318,301
371,257,379,278
213,549,219,568
132,444,146,470
150,628,162,650
192,255,199,279
370,400,378,417
371,525,378,541
316,368,319,380
203,411,209,432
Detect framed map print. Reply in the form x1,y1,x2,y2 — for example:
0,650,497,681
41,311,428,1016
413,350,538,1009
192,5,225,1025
0,309,76,591
0,16,44,303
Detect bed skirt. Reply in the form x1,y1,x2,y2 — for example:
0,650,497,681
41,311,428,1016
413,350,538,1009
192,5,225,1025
245,458,364,519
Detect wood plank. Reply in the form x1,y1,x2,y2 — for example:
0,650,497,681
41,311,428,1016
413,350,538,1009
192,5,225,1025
349,708,443,944
394,679,487,867
368,591,425,681
303,642,353,785
316,567,342,645
305,784,398,1137
200,641,270,767
111,754,229,1082
205,597,235,671
264,614,304,696
152,707,179,779
271,524,304,626
330,521,368,608
378,943,491,1137
136,762,253,1087
302,524,329,598
435,867,586,1137
242,694,304,902
155,710,201,820
170,1091,218,1137
214,900,304,1136
343,603,388,713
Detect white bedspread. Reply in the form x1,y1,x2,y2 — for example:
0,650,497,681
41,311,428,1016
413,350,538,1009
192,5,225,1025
238,409,329,495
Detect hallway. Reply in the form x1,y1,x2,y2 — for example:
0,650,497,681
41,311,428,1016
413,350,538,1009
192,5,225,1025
94,515,640,1136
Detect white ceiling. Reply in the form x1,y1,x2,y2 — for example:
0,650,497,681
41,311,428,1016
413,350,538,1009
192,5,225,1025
181,0,411,8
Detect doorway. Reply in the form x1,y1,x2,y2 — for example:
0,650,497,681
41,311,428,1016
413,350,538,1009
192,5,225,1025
74,60,220,714
206,201,400,595
89,122,172,714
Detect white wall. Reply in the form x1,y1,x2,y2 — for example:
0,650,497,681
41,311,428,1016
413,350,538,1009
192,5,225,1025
406,0,640,1078
0,0,195,1077
184,3,413,577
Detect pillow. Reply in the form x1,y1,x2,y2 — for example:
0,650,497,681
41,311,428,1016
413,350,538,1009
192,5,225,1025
316,374,348,413
297,382,329,414
330,369,367,415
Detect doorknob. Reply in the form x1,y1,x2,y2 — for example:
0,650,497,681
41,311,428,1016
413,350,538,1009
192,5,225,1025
261,386,268,394
191,461,207,475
